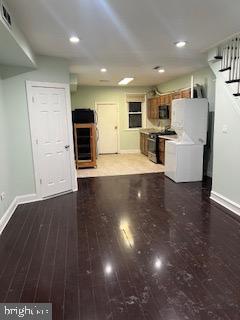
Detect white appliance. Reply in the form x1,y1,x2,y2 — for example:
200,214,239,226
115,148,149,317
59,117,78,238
165,98,208,183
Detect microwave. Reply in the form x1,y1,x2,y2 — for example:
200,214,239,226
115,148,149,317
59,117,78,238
159,105,169,119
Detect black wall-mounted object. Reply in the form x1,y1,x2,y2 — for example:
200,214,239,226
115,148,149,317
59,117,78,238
73,109,95,124
159,105,169,119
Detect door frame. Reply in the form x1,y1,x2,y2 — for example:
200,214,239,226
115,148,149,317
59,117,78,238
95,102,120,154
26,81,78,200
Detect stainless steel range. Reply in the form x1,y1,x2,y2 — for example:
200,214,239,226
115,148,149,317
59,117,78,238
148,133,159,163
148,130,176,163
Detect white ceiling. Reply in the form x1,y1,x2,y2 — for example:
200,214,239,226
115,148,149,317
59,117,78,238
6,0,240,86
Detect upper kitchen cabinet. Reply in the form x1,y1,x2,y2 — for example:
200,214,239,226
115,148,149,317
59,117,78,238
147,97,159,119
147,88,191,120
172,88,191,100
172,91,181,100
148,93,172,120
163,94,172,105
180,88,191,99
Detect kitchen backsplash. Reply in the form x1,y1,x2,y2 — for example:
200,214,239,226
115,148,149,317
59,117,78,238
147,118,171,130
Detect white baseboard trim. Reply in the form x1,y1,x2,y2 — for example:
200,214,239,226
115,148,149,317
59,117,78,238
17,193,40,205
0,198,18,235
119,149,140,154
210,191,240,217
0,187,78,235
0,193,39,235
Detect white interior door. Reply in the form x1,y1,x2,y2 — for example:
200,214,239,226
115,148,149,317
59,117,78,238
32,87,72,198
97,103,118,154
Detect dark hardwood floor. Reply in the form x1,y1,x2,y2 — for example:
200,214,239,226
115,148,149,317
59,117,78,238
0,173,240,319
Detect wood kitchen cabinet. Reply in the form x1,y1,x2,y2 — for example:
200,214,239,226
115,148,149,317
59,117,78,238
147,93,172,120
158,138,166,165
147,88,191,119
147,98,159,119
172,88,191,100
172,92,181,100
180,88,191,99
140,133,149,156
147,88,191,120
164,94,172,105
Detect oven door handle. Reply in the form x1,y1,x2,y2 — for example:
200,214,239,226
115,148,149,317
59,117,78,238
148,138,156,142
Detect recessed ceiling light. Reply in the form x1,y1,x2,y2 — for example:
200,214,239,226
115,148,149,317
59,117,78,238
101,68,107,73
175,41,187,48
69,36,80,43
158,68,165,73
118,77,134,85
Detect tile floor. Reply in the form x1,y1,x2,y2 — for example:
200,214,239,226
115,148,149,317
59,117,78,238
78,153,165,178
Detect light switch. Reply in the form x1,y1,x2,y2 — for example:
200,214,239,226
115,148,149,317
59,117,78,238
222,125,228,133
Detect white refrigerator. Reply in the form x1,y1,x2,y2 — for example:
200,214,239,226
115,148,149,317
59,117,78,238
165,98,208,183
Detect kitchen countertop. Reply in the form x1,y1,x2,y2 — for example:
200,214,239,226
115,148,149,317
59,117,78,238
158,135,179,141
140,129,179,141
140,128,176,135
139,128,160,135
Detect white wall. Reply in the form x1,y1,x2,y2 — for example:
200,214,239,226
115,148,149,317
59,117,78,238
211,74,240,208
0,79,11,219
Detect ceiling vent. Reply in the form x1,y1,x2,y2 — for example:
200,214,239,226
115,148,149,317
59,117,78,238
1,2,12,28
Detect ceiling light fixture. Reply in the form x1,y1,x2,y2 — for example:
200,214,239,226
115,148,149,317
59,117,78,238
69,36,80,43
158,68,165,73
101,68,107,73
118,77,134,85
175,41,187,48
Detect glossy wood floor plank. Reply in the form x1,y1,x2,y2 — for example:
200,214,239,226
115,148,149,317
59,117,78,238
0,173,240,319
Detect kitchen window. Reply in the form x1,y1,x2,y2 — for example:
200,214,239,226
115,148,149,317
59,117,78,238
126,93,146,130
128,101,142,129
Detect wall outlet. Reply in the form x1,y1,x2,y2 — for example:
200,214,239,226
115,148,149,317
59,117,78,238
0,192,6,201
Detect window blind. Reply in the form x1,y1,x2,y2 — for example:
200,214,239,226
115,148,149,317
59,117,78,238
126,94,145,103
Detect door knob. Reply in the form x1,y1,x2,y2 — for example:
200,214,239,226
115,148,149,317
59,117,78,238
65,145,70,150
114,126,118,130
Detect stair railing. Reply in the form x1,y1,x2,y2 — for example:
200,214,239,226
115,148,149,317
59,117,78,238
215,36,240,96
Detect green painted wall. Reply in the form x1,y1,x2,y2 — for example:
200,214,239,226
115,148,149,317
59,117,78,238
0,55,70,220
71,86,151,150
0,79,11,219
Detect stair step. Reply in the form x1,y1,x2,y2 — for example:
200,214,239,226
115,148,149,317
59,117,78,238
219,67,231,72
233,93,240,96
226,79,240,84
214,55,223,60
